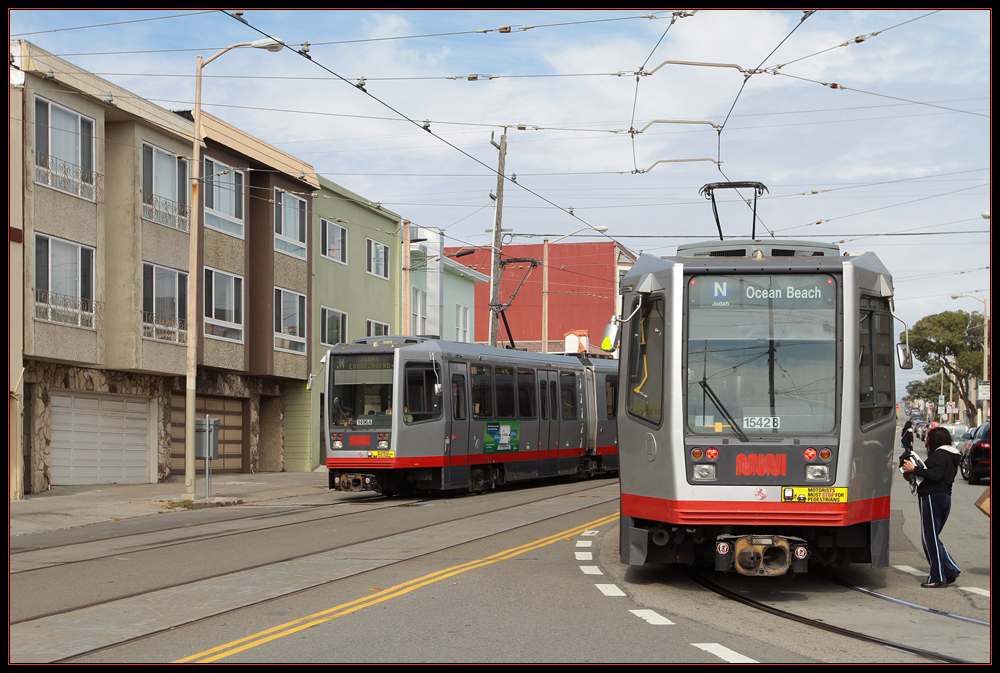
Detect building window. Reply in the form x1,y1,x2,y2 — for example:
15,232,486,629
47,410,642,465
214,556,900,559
274,288,306,353
366,319,390,337
274,189,307,258
142,263,187,343
412,288,427,335
204,157,244,237
321,219,347,264
455,304,470,342
142,143,189,231
34,97,96,200
204,267,243,341
321,307,347,346
367,238,389,280
34,234,95,327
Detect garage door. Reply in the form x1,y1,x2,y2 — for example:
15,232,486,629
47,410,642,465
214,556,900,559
50,392,153,484
170,394,247,473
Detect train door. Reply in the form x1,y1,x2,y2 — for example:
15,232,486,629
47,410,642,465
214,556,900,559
559,370,584,474
516,367,539,480
582,366,598,452
538,370,559,476
445,363,471,488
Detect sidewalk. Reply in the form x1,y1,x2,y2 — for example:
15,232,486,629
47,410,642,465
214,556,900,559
9,469,330,537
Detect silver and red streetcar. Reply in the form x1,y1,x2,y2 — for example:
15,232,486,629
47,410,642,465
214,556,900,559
607,237,912,576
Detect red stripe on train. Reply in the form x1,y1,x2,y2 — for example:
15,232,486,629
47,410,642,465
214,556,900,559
621,493,890,527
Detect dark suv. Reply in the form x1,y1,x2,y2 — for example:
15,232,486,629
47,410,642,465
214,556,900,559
960,421,991,485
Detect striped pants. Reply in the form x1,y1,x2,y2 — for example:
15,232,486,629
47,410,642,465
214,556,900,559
918,492,961,584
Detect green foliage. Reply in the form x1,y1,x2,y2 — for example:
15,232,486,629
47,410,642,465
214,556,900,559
906,310,988,424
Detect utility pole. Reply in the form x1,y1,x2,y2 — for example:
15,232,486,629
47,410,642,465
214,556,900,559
488,129,507,348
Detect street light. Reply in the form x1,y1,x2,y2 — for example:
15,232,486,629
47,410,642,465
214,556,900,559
541,225,608,353
183,38,284,501
951,292,990,423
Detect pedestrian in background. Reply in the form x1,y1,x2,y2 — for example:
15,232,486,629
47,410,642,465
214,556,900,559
900,420,914,452
901,426,962,588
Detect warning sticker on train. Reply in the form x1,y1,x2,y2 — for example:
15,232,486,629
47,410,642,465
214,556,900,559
781,487,847,503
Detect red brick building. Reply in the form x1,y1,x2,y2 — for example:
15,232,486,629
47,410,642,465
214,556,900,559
443,241,635,353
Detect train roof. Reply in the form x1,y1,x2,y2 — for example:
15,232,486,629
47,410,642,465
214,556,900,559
330,338,618,370
621,239,893,297
676,239,840,258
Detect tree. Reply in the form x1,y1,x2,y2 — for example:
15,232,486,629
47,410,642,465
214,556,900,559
906,310,987,425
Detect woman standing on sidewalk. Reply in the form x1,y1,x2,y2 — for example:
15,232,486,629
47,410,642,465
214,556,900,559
901,426,962,588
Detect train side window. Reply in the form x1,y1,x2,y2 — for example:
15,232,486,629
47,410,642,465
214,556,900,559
404,363,442,423
550,377,560,420
627,296,664,424
561,372,578,419
540,379,549,420
606,376,618,419
518,368,537,419
859,296,893,425
452,374,467,420
495,366,516,418
471,364,494,419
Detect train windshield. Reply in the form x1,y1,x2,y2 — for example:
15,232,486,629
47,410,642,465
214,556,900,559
328,353,394,427
686,274,838,436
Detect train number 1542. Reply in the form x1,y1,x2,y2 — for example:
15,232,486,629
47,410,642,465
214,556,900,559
743,416,780,429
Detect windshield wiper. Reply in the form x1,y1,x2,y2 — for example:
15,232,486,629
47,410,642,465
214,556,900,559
698,379,749,443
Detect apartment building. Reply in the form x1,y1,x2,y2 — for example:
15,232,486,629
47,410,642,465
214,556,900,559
10,41,334,491
291,175,401,472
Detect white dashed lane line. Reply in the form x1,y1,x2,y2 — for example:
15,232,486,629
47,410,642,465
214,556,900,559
692,643,758,663
575,530,762,663
630,609,674,625
595,584,626,597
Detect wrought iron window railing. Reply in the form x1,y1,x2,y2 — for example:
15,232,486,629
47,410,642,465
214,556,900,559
34,152,101,201
141,191,190,232
34,289,101,329
141,311,188,344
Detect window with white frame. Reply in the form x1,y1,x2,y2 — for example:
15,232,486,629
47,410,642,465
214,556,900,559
142,143,189,231
321,307,347,346
204,267,243,341
412,288,427,335
366,238,389,280
455,304,470,343
34,96,96,200
204,157,244,237
274,288,307,353
366,319,390,337
321,218,347,264
274,190,307,258
142,263,188,343
34,234,95,327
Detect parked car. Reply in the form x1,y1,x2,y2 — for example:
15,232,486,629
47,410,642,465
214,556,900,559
959,421,991,485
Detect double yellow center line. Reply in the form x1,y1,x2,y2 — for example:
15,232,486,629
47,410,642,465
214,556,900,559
177,511,619,663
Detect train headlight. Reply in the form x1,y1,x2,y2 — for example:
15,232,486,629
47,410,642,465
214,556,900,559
332,440,343,449
378,439,389,449
806,465,829,481
693,464,716,481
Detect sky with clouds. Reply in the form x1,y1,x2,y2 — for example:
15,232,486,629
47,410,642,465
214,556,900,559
9,9,991,398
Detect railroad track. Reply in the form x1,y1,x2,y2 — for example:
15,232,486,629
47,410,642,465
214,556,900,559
686,568,988,664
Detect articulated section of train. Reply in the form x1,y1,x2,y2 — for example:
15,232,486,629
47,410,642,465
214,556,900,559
611,239,910,576
324,338,618,496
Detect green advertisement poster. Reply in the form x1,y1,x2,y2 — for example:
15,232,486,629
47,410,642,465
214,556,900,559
484,421,520,453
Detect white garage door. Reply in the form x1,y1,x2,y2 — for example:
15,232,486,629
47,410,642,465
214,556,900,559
50,392,153,485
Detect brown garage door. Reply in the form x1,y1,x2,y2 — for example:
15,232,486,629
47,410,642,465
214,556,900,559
170,394,247,473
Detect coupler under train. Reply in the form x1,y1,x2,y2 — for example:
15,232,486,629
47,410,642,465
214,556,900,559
330,472,377,492
714,533,809,576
